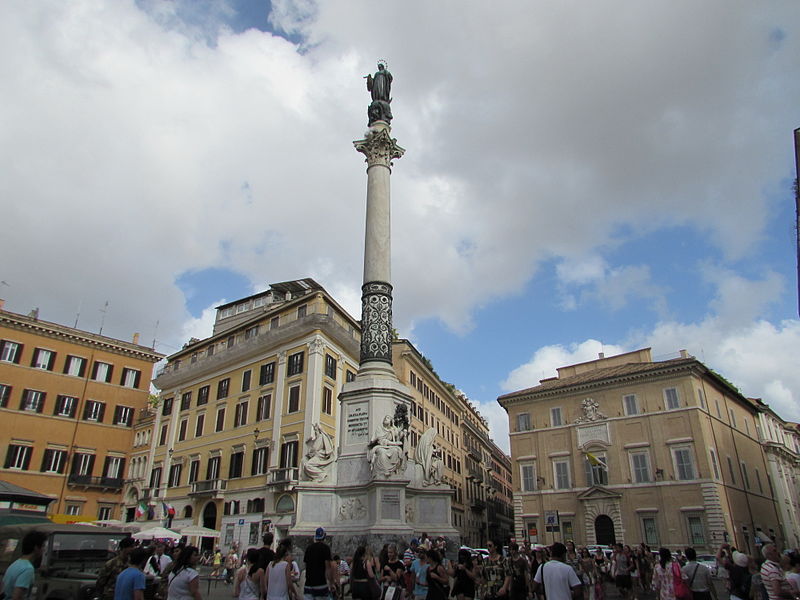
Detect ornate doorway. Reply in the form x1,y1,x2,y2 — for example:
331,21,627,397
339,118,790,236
594,514,616,545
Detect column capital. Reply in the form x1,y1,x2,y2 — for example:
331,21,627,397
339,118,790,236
354,124,405,169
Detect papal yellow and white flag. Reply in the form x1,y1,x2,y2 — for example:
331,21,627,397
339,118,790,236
585,452,608,470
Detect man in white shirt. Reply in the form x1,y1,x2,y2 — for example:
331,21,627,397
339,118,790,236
144,544,173,577
533,543,582,600
681,547,716,600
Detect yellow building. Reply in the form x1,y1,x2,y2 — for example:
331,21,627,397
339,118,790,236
0,304,163,522
499,348,782,552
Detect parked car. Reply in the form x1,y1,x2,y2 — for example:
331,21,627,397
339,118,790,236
0,522,141,600
586,545,614,559
696,554,718,577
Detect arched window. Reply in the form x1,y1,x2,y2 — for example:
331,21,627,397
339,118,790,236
275,495,294,513
183,505,193,518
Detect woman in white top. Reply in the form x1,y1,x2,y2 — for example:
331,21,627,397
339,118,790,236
264,544,297,600
168,546,203,600
234,549,264,600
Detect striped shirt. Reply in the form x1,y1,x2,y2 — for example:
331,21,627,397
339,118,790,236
761,559,786,600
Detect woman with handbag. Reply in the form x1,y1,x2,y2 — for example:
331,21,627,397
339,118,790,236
652,548,681,600
380,545,405,600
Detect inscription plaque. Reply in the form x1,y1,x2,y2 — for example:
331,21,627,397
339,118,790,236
381,490,401,520
346,403,370,445
577,423,610,447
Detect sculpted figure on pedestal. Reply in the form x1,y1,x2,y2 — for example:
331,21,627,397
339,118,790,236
365,61,393,125
303,423,335,482
416,427,444,486
368,414,405,477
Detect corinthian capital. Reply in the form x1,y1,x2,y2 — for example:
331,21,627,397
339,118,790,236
354,126,405,169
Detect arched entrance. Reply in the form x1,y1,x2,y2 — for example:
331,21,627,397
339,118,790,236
594,515,616,545
201,502,217,552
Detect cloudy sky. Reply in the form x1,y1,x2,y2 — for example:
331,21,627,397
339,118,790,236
2,0,799,452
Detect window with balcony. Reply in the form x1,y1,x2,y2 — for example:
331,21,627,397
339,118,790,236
206,456,220,480
83,400,105,422
63,355,87,377
4,445,32,470
259,362,275,386
241,370,251,392
584,453,608,486
664,388,680,410
287,385,300,413
0,340,23,363
244,326,259,340
71,453,95,476
217,378,230,400
287,352,304,376
256,394,271,421
113,405,134,426
103,456,125,480
325,355,337,379
198,386,209,406
31,348,55,370
54,395,77,417
120,368,141,388
234,401,248,427
623,394,639,416
21,389,45,413
92,361,113,383
188,460,200,483
279,441,299,469
169,463,183,487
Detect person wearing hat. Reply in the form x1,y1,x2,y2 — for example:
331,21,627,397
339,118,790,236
728,551,752,600
303,528,337,600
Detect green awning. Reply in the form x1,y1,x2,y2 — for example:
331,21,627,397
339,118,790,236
0,514,53,527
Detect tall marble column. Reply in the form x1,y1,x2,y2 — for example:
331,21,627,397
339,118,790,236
354,121,404,379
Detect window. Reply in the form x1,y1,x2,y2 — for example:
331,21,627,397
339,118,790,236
287,352,304,376
517,413,531,432
259,362,275,386
229,451,244,478
162,397,173,416
270,316,279,330
584,453,608,485
180,392,192,411
520,463,536,492
236,302,249,314
256,395,271,421
623,394,639,416
20,390,45,413
715,400,721,418
673,447,695,480
687,515,706,545
215,407,226,432
71,453,95,476
297,304,307,318
169,463,182,487
207,345,215,357
346,370,356,383
103,456,125,480
244,326,259,340
83,400,105,422
195,414,205,437
288,385,300,413
234,401,248,427
188,460,200,483
755,468,764,493
554,460,570,489
252,447,269,475
98,506,112,520
551,407,562,427
220,307,233,318
197,386,209,406
630,451,651,483
149,467,162,488
92,361,113,383
0,383,11,408
31,348,55,370
740,462,750,489
178,418,188,441
727,456,737,484
40,449,67,473
279,441,299,468
642,516,659,545
0,340,23,363
241,370,251,392
66,504,82,516
709,448,721,480
113,405,134,426
53,395,77,417
729,409,737,428
159,424,168,446
206,456,221,480
664,388,680,410
120,368,141,388
325,355,337,379
227,336,235,349
322,387,333,415
696,388,706,410
217,378,230,399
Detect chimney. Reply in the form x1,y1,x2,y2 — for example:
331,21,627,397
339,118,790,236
28,308,39,320
598,352,605,359
679,349,689,358
132,332,140,345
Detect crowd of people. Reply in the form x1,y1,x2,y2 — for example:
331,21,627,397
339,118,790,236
5,528,800,600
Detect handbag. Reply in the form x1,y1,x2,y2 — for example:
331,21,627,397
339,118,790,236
673,562,692,600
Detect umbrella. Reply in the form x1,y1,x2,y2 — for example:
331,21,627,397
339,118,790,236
132,526,181,541
179,525,221,538
94,520,141,531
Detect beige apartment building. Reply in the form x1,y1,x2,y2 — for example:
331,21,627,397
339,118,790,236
499,348,785,553
0,304,162,522
135,280,501,548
